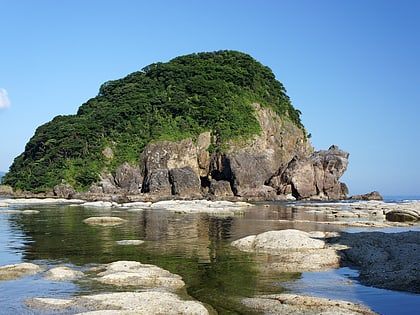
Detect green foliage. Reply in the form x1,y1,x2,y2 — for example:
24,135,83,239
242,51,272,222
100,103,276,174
3,50,305,192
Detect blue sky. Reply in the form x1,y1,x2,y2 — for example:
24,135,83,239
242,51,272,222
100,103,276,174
1,0,419,196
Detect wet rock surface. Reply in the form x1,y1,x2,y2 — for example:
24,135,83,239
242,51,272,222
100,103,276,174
0,263,44,281
330,231,420,293
18,260,209,314
95,261,185,289
26,291,209,315
44,266,84,281
243,293,378,315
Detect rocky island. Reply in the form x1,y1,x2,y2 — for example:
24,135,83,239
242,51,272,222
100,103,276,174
2,50,351,202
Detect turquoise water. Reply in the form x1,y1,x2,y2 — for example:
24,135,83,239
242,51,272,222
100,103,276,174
0,200,419,314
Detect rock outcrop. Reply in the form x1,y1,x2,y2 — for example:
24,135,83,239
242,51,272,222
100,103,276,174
231,229,340,272
332,231,420,293
386,208,420,222
53,183,76,198
24,260,209,314
349,191,383,201
96,261,185,289
87,105,350,200
0,263,44,281
267,145,349,199
243,294,378,315
26,292,209,315
44,266,83,281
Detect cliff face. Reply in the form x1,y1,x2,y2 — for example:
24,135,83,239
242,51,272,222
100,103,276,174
209,103,313,197
91,104,348,200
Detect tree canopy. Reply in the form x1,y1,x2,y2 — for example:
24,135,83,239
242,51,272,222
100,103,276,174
3,50,305,192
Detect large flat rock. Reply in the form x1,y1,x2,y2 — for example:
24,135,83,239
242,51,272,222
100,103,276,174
0,263,44,281
243,294,378,315
96,261,185,289
26,291,209,315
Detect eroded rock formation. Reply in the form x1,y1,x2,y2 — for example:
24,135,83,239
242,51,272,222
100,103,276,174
86,105,350,200
267,145,349,200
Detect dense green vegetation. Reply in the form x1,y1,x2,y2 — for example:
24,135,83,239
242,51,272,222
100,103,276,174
4,50,305,192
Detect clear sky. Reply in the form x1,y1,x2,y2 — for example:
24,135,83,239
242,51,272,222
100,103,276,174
1,0,419,196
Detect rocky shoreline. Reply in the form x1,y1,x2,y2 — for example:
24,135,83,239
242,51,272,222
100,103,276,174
0,197,419,314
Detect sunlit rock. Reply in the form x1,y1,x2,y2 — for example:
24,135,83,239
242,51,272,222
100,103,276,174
243,294,378,315
96,261,185,289
232,230,340,272
0,263,44,281
44,266,84,281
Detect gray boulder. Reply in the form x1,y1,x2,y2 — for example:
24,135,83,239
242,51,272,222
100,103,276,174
243,294,378,315
145,169,172,195
44,266,84,281
53,183,75,198
209,180,234,197
96,261,185,289
232,230,339,272
0,263,44,281
268,145,349,200
386,209,420,222
349,191,383,200
169,167,201,196
140,138,202,196
114,162,142,193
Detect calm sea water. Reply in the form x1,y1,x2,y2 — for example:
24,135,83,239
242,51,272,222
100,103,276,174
0,199,419,314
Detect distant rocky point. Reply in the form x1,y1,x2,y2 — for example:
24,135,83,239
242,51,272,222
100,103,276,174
349,191,383,200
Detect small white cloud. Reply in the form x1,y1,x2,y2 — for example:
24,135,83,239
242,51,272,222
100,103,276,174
0,88,11,109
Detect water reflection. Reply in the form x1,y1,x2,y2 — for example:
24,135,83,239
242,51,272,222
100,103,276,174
1,202,342,314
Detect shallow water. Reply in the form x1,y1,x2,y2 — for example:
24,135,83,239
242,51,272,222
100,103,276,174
0,201,419,314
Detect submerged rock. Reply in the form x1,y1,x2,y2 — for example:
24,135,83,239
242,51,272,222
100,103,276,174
243,294,378,315
0,263,44,281
83,217,127,226
115,240,145,246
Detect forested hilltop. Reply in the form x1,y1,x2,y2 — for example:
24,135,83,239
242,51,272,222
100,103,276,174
4,51,306,192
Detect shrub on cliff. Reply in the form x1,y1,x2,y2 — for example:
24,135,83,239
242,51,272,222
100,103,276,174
4,50,305,192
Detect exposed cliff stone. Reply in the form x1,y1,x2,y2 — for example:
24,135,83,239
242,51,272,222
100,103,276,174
169,166,201,196
209,179,234,197
140,138,200,177
140,138,201,196
97,104,351,200
114,162,142,193
209,104,313,197
144,169,172,195
268,145,349,200
53,183,75,198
